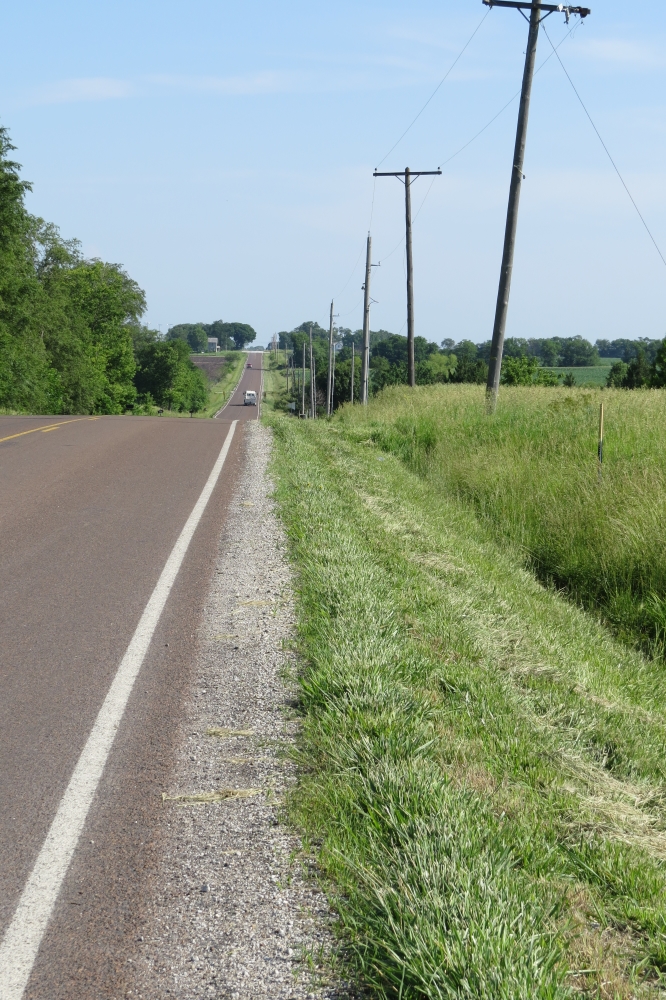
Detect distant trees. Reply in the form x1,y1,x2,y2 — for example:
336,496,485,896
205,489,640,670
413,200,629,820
167,323,208,352
167,320,256,351
596,337,662,364
606,346,658,389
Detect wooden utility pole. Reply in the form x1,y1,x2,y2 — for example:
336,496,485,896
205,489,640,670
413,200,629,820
309,324,315,419
361,235,372,404
301,341,306,417
373,167,441,386
351,343,355,404
326,300,334,417
483,0,591,412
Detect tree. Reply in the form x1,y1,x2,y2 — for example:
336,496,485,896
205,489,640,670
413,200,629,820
167,323,207,352
606,361,628,388
135,338,208,412
0,125,149,415
651,338,666,387
501,356,560,386
417,352,457,384
623,347,651,388
559,337,599,367
448,342,487,384
221,322,256,350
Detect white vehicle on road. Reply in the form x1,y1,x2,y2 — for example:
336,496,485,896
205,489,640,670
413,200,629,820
243,390,257,406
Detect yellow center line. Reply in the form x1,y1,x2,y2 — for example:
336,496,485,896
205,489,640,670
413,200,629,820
0,416,98,446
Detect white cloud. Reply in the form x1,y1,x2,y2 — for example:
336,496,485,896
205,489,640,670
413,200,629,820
27,77,132,105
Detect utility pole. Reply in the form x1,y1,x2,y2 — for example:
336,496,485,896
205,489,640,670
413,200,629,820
309,323,315,419
301,341,306,418
361,235,372,404
483,0,591,411
326,300,334,417
351,343,355,404
373,167,441,386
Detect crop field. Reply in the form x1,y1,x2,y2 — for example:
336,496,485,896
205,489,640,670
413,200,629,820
545,362,621,387
268,386,666,999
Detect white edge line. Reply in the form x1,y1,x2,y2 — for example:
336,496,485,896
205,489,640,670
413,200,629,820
0,419,238,1000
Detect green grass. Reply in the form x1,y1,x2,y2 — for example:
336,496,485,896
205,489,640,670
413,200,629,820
339,384,666,658
267,409,666,999
262,353,306,414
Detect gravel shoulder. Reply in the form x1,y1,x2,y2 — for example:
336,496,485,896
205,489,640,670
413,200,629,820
129,422,346,1000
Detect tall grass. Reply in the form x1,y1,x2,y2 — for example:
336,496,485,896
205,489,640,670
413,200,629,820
269,413,666,999
339,385,666,655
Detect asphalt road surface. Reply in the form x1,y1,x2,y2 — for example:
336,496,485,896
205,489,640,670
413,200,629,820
0,353,263,998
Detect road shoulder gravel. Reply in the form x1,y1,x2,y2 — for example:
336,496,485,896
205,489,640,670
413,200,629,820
129,422,347,1000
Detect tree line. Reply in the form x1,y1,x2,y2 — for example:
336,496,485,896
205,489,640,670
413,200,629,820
166,321,256,352
0,127,244,416
280,320,666,410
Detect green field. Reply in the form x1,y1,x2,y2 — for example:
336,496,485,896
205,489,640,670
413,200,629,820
267,386,666,999
544,360,622,387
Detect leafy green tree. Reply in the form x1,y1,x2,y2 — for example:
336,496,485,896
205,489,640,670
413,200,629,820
623,347,651,388
417,352,457,384
650,338,666,387
221,321,256,350
559,337,600,367
135,338,208,412
536,339,560,367
449,342,487,384
501,356,560,386
167,323,207,352
606,361,629,388
0,128,54,412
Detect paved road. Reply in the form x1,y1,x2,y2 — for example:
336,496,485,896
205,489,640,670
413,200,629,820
0,353,263,998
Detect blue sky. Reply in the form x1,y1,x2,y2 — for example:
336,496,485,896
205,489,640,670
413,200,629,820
3,1,666,345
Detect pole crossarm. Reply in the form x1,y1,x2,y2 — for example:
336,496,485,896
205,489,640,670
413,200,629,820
373,170,442,178
482,1,590,16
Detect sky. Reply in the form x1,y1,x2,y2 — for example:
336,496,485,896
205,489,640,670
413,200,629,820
2,1,666,346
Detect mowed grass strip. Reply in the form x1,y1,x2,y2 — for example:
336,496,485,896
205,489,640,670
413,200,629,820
268,414,666,999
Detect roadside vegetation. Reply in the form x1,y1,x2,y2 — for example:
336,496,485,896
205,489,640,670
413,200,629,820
196,349,247,418
345,384,666,658
267,389,666,999
0,126,256,416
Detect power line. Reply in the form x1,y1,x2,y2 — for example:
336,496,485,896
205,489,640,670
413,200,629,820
541,22,666,271
374,22,577,267
375,9,491,170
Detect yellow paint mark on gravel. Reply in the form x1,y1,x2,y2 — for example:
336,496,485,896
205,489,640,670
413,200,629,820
162,788,261,804
206,727,254,738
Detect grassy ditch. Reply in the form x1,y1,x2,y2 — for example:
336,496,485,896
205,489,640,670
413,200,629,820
268,412,666,999
337,384,666,658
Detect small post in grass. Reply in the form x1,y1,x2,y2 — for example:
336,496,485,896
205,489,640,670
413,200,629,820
598,401,604,477
351,343,355,404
